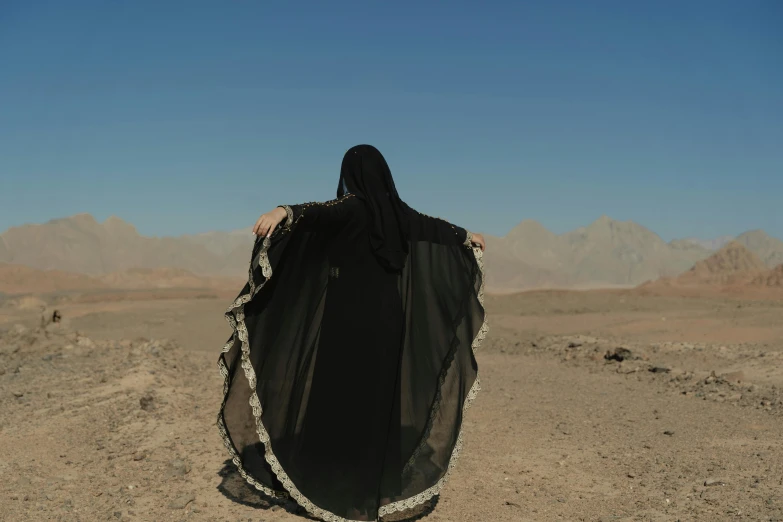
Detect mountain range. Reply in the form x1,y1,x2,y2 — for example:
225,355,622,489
0,214,252,277
483,219,783,290
2,214,783,292
637,241,783,297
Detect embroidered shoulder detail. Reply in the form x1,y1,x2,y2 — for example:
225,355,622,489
463,230,474,248
279,194,355,231
417,209,467,242
298,193,356,210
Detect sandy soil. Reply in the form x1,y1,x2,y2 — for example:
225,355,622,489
1,290,782,521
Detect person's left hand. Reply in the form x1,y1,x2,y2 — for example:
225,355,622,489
253,207,288,237
471,232,486,251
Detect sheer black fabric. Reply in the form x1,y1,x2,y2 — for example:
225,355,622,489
217,152,487,522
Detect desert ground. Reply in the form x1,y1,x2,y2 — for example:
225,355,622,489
1,288,782,522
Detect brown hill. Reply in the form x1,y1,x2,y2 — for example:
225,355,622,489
0,264,106,295
675,241,768,286
4,213,783,293
0,263,242,297
486,216,713,291
0,214,252,277
751,264,783,287
636,242,783,299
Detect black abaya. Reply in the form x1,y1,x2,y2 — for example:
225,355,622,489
218,146,487,522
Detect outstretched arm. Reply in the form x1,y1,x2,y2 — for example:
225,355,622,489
408,208,485,251
252,194,356,237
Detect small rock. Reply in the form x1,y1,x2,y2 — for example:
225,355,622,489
132,453,146,462
663,431,674,436
704,478,726,487
76,336,95,348
12,392,24,398
139,395,155,412
648,366,670,374
505,501,521,508
168,459,191,477
605,347,633,362
168,493,195,509
722,370,745,383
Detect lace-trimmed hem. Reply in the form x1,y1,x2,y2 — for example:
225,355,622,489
398,240,485,485
217,232,488,522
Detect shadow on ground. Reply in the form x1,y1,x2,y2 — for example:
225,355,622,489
217,460,438,521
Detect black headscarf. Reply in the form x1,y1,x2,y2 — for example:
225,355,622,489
337,145,410,272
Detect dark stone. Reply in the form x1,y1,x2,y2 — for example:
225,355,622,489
604,348,633,362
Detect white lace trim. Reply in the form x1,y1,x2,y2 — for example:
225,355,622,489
217,358,288,499
217,235,488,522
380,245,487,517
464,230,474,248
216,236,288,500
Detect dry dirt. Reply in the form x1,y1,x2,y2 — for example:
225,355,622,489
1,290,782,522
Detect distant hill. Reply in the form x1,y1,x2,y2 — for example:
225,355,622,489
675,236,735,251
734,230,783,268
0,214,253,277
3,213,783,292
673,241,768,286
637,242,783,298
0,264,105,295
751,264,783,287
0,263,242,296
486,216,716,290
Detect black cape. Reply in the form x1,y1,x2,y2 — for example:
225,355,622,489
217,148,487,522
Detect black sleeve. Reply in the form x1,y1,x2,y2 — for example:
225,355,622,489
278,194,356,232
407,208,472,248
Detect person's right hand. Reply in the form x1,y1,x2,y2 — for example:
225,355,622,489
253,207,288,237
470,232,486,251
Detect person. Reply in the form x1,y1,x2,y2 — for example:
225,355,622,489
217,145,488,522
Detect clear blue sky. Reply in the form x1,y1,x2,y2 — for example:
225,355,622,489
1,1,781,241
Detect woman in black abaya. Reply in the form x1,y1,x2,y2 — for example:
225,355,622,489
218,145,487,521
